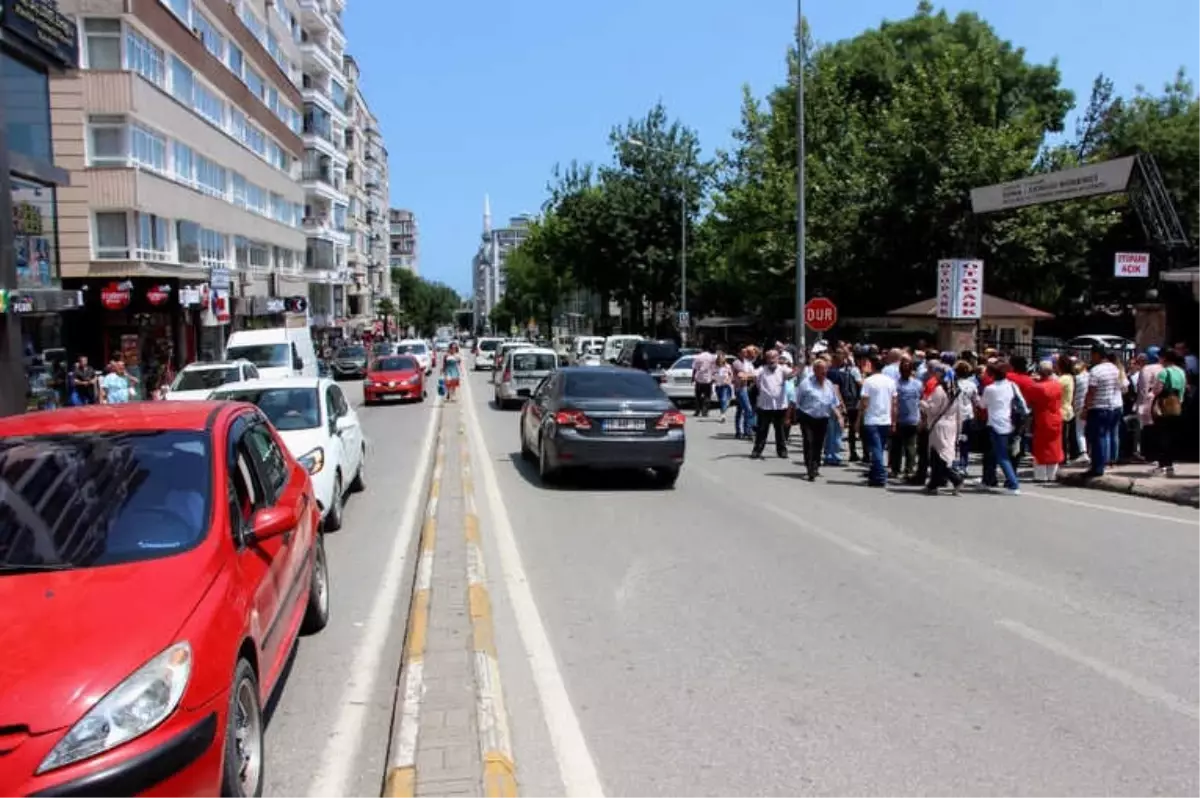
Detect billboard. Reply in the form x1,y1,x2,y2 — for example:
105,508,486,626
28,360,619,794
969,157,1136,214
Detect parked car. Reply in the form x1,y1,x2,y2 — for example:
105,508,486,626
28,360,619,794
474,337,504,370
363,355,426,404
0,401,328,797
331,344,370,380
210,378,365,532
658,355,696,404
494,347,559,409
627,339,681,376
519,366,686,487
164,360,258,401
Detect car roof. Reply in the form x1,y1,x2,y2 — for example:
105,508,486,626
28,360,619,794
558,365,650,376
508,347,557,357
0,401,232,436
181,360,244,371
397,338,427,345
210,376,328,391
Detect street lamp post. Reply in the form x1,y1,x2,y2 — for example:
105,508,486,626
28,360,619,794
627,136,687,344
795,0,808,351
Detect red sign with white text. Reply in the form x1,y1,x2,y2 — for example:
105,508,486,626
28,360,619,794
146,285,170,306
100,282,130,311
804,297,838,332
1114,252,1149,278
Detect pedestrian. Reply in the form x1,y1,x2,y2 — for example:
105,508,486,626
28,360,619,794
824,350,853,465
858,356,896,488
1134,347,1163,463
953,360,978,476
1151,349,1187,477
713,353,733,422
795,358,840,480
1071,359,1090,464
1055,355,1076,466
1082,344,1123,477
921,364,964,495
975,361,1024,495
1027,361,1064,482
888,358,921,480
72,355,97,405
749,349,794,460
100,358,137,404
733,346,757,439
691,343,716,418
442,342,462,402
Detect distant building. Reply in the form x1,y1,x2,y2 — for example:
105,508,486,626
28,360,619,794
471,195,532,333
388,208,418,276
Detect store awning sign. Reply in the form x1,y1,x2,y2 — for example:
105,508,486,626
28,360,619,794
100,281,131,310
147,284,171,306
1,0,79,68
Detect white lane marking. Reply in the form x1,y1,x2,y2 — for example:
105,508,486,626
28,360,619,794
997,619,1198,720
306,403,442,798
392,659,424,768
1023,489,1197,526
693,468,875,557
462,376,606,797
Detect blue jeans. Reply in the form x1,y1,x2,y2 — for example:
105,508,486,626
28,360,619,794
716,384,732,414
1086,407,1122,476
824,413,843,463
983,429,1020,490
956,419,974,473
863,425,890,485
735,387,756,437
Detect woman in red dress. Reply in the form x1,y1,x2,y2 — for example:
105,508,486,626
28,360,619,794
1027,361,1064,481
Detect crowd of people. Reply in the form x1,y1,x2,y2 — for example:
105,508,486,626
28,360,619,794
686,339,1197,496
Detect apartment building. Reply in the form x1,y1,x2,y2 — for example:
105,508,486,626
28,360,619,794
52,0,310,370
343,53,389,318
388,207,417,276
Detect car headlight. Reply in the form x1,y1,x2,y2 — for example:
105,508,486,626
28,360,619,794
38,642,192,774
298,447,325,475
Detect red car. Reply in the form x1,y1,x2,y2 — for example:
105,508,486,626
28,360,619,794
0,402,329,797
363,355,426,404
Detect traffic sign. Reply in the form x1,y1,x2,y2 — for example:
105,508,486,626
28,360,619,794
677,310,690,326
804,297,837,332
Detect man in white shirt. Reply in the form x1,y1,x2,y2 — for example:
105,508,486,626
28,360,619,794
858,357,897,487
751,349,794,459
691,344,717,418
1083,344,1124,477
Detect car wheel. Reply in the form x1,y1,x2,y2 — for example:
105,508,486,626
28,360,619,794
656,467,681,489
349,447,366,492
538,435,558,484
220,659,264,798
324,472,344,532
301,534,331,634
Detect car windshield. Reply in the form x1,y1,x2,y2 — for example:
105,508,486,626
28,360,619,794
374,356,418,372
565,371,663,399
479,340,500,352
173,367,241,392
213,387,321,430
227,343,289,368
511,353,558,371
339,346,367,359
398,343,428,355
372,343,392,355
0,431,211,570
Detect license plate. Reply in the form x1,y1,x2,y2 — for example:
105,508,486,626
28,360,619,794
674,376,691,384
603,418,644,432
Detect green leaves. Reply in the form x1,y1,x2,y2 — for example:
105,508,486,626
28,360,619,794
389,267,461,336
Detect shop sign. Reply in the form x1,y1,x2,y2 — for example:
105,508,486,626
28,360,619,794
100,281,131,311
146,284,171,306
210,266,231,291
10,294,34,313
178,286,201,307
265,297,286,314
1,0,79,68
213,291,231,324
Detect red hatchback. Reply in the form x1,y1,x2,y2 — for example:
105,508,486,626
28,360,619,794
363,354,425,404
0,402,329,797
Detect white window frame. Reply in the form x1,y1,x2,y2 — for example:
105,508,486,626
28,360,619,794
86,115,128,165
94,211,131,259
125,27,165,86
135,212,173,262
81,18,123,70
130,122,168,174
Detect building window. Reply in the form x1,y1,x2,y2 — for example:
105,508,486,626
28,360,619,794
192,12,224,59
196,155,227,197
231,172,247,207
1,51,52,162
176,220,201,263
245,123,266,156
238,3,266,43
95,212,130,259
246,183,267,215
227,43,243,80
136,213,171,261
193,81,225,126
131,123,167,171
170,56,193,104
330,80,347,111
83,18,122,69
245,67,265,102
163,0,190,21
200,228,226,266
87,115,127,163
125,29,165,85
173,140,195,183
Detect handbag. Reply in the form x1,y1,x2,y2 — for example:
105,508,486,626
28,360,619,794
437,378,446,397
1155,367,1184,417
1009,382,1030,432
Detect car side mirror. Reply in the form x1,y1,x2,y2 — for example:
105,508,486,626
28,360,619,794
293,356,304,371
335,415,355,434
250,505,297,542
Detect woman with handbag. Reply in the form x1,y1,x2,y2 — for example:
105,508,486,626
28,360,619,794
921,364,964,495
1152,349,1187,477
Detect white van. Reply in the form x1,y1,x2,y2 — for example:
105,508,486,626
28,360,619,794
224,320,318,380
603,335,643,363
573,336,604,360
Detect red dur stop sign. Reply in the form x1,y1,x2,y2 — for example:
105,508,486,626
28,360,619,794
804,297,837,332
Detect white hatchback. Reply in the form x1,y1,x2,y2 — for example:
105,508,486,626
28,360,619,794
396,339,433,373
210,377,367,532
165,360,258,401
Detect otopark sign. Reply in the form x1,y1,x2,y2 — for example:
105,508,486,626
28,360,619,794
804,297,837,333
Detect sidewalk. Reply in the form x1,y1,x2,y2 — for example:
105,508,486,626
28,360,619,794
384,402,517,798
1057,461,1200,508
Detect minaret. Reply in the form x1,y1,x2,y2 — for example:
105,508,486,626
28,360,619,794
483,194,492,235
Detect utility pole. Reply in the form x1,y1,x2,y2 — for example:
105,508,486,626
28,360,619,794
794,0,808,352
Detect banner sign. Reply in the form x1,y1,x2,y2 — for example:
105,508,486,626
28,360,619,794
1113,252,1150,278
0,0,78,68
969,157,1135,214
936,259,984,319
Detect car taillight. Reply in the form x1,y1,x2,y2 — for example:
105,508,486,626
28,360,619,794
502,368,512,383
554,409,591,429
656,409,687,429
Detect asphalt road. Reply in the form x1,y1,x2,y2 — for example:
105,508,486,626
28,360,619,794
460,370,1199,796
260,378,438,798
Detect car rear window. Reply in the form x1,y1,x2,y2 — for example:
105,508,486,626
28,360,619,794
511,353,557,371
564,371,662,399
0,431,211,569
338,346,366,358
173,367,240,391
634,342,680,370
672,357,695,371
375,356,417,371
479,340,500,352
398,343,428,354
213,387,320,431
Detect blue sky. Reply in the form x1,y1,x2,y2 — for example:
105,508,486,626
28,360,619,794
345,0,1199,295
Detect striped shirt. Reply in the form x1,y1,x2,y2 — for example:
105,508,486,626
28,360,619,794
1087,362,1123,410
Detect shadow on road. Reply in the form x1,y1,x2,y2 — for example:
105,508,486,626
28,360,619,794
506,452,673,492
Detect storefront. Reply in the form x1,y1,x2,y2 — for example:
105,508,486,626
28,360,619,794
0,0,81,414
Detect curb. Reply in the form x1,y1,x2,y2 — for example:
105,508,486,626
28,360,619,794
460,422,519,798
383,426,446,798
1057,470,1200,508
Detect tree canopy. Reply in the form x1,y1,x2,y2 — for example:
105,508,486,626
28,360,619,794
389,268,462,336
497,2,1198,336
